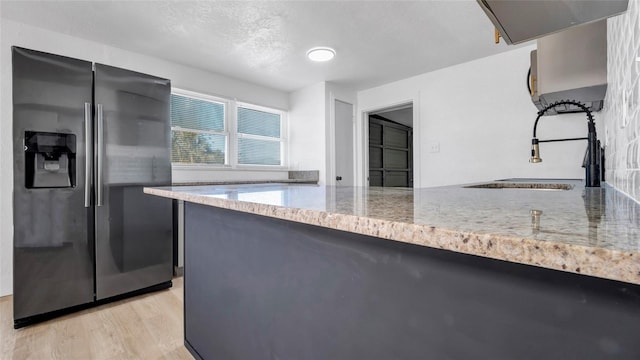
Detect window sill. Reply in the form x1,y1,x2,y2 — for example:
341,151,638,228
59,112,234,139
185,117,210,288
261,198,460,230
171,164,288,172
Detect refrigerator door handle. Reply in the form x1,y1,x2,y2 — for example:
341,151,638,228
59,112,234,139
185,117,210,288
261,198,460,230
96,103,104,207
84,102,92,208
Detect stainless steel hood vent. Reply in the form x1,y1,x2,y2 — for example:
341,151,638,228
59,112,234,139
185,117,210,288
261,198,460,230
530,20,608,115
477,0,628,45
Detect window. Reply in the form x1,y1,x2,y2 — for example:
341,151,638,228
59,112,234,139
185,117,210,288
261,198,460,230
171,92,227,165
237,105,283,166
170,90,286,167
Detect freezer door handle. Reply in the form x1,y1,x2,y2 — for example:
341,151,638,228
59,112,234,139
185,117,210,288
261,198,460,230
96,103,104,207
84,102,92,208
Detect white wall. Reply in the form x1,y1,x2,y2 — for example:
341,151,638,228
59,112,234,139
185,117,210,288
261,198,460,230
288,82,327,185
0,19,290,296
287,81,358,186
357,45,598,188
603,0,640,202
326,82,357,105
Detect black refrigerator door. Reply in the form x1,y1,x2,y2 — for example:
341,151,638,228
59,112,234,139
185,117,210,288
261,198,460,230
12,47,95,322
93,64,173,300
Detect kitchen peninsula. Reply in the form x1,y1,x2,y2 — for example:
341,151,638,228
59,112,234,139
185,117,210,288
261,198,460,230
145,180,640,359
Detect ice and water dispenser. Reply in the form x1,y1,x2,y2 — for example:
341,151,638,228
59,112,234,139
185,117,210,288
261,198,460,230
24,131,76,188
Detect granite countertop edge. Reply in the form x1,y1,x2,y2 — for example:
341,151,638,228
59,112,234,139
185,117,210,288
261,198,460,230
171,179,317,186
144,185,640,286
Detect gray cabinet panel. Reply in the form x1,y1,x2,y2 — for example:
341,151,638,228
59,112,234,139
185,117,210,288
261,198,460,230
184,204,640,360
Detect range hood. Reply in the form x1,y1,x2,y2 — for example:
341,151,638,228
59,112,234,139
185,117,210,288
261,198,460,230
477,0,628,45
530,20,607,115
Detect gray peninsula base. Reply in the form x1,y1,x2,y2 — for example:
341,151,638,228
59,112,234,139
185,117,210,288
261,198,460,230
184,202,640,360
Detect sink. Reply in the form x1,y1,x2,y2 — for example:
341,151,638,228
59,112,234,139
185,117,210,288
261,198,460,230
495,178,581,182
464,182,574,191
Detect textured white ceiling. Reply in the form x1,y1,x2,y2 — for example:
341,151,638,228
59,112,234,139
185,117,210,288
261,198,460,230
1,0,524,92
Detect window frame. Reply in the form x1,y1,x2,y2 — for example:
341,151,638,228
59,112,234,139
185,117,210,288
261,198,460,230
234,101,287,168
170,88,287,170
170,88,230,167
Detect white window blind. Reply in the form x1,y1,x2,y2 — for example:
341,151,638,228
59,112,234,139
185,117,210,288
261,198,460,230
170,93,227,165
237,107,282,166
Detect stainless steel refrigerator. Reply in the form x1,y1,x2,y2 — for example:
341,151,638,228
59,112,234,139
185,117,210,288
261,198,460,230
12,47,173,328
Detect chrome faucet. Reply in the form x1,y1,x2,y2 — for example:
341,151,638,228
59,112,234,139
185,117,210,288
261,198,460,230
530,100,603,187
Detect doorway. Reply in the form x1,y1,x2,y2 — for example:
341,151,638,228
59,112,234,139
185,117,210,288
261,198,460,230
368,105,413,187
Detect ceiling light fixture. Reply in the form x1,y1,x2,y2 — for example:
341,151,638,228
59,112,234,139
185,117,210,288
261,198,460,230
307,47,336,62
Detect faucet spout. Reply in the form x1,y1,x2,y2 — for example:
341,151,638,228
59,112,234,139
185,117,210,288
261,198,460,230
530,138,542,163
530,100,602,187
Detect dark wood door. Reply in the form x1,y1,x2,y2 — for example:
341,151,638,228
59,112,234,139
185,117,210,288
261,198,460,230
368,115,413,187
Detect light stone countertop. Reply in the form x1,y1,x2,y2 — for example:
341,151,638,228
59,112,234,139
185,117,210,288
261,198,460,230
144,179,640,285
171,178,316,186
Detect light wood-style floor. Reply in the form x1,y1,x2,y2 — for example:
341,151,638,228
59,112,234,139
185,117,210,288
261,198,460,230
0,277,193,360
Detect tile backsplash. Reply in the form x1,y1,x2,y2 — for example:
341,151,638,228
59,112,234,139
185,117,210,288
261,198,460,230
604,0,640,202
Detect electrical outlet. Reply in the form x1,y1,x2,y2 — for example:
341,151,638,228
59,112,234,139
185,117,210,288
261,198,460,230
429,142,440,153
